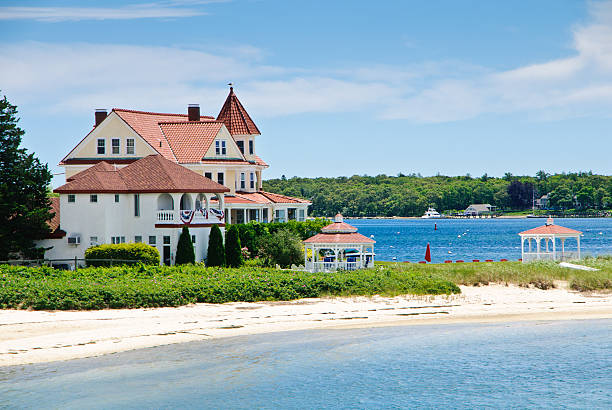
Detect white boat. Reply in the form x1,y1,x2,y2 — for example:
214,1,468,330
421,207,442,219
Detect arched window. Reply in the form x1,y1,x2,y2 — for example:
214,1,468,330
180,193,193,211
157,194,174,210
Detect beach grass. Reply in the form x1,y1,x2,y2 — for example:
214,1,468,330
377,256,612,291
0,264,459,310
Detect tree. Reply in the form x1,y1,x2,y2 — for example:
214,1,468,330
175,226,195,265
206,224,225,267
0,93,53,260
258,229,303,268
225,224,243,267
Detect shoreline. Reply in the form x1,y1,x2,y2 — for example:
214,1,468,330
2,283,611,367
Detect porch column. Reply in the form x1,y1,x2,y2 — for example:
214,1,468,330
243,209,247,224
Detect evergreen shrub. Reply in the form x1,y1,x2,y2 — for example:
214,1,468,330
176,226,195,265
225,225,243,267
206,224,225,266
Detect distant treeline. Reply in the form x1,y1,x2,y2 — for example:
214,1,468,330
263,171,612,217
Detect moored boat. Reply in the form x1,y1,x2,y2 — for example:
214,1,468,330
422,207,442,219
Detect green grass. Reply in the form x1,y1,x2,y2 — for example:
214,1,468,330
377,256,612,291
0,264,459,310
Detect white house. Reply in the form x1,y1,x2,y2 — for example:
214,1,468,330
464,204,496,216
39,155,229,265
39,86,311,265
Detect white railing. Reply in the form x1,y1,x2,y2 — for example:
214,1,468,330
156,209,225,224
522,252,580,262
306,260,374,273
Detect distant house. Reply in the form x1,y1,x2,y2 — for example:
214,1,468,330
535,194,549,209
464,204,496,216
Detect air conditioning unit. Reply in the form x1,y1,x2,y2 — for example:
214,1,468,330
67,235,81,245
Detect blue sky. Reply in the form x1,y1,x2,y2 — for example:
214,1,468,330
1,0,611,186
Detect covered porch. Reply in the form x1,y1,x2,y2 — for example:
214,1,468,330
156,192,225,225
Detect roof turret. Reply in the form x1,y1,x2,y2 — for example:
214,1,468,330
217,86,261,136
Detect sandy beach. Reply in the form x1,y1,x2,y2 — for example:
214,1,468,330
1,282,611,367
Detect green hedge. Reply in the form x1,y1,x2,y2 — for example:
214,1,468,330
84,243,160,267
0,264,460,310
235,219,331,254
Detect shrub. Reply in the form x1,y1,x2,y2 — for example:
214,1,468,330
206,224,225,267
175,226,195,265
225,225,243,268
258,228,303,268
85,243,160,267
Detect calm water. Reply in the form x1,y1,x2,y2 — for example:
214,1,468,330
1,320,611,409
348,218,612,262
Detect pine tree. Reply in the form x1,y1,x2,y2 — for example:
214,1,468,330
206,224,225,267
225,225,243,268
0,93,53,260
175,226,195,265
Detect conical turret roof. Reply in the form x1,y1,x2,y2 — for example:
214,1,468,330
217,87,261,135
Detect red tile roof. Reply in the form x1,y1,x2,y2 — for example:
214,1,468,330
46,197,66,238
217,87,261,135
114,109,212,162
66,161,116,181
321,222,358,233
159,121,223,163
56,155,230,194
519,224,582,236
303,232,375,244
222,191,311,205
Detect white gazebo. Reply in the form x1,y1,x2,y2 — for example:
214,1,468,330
518,218,582,263
303,214,375,272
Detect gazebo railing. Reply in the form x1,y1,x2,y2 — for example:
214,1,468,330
307,260,374,272
522,251,579,262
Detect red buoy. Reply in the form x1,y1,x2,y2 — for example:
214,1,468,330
425,243,431,263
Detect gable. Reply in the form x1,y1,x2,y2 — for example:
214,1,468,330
203,125,245,160
62,112,158,162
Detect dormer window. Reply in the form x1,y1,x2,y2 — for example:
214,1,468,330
236,140,244,154
249,140,254,155
127,138,135,155
97,139,105,155
215,140,226,156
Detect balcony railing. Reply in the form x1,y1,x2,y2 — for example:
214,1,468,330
156,209,225,225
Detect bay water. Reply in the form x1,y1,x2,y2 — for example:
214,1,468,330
348,217,612,262
1,320,611,408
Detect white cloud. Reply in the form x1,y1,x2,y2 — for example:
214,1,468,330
2,1,612,123
0,1,224,22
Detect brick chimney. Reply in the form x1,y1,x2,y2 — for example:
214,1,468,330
95,109,107,127
188,104,200,121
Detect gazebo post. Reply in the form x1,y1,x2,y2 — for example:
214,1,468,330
536,236,541,260
552,235,556,260
577,235,581,260
521,237,525,261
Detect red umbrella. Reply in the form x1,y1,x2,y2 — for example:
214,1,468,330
425,243,431,263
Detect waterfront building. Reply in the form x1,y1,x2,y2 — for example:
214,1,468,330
303,214,375,272
39,87,310,265
464,204,496,216
518,218,582,263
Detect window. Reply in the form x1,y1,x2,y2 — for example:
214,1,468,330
236,140,244,154
111,236,126,244
126,138,135,155
298,209,305,221
250,172,255,189
149,236,156,245
90,236,98,246
163,236,170,245
215,140,226,156
249,140,254,155
90,194,98,203
68,194,75,203
111,138,120,154
97,139,105,154
114,194,120,203
204,172,212,180
191,235,196,244
134,194,140,217
135,235,142,243
240,173,245,189
217,172,224,186
275,209,286,222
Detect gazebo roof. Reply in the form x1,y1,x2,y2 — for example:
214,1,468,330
304,213,375,244
519,219,582,236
